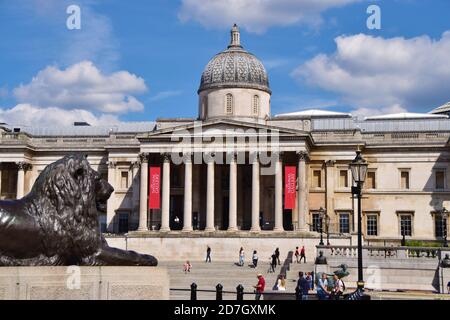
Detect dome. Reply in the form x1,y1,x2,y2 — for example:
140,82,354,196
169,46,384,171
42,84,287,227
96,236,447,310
198,24,271,94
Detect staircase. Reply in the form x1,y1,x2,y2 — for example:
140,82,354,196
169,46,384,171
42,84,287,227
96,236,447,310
161,260,283,300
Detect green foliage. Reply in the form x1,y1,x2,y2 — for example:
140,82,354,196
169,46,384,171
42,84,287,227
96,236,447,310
405,240,442,248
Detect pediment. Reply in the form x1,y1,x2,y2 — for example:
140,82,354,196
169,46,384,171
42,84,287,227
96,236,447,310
139,118,309,140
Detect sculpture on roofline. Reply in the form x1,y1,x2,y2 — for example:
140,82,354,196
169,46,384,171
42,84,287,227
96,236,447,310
0,154,157,266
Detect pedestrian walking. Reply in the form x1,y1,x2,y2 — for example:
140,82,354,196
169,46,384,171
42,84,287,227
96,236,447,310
239,247,245,266
294,246,300,263
252,250,258,268
275,247,280,265
300,246,306,263
183,260,192,274
205,245,211,263
254,274,265,300
270,253,277,273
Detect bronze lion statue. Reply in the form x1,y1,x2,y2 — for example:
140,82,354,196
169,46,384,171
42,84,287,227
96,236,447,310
0,154,157,266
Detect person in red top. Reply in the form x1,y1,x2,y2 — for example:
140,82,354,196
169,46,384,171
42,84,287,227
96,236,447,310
300,246,306,263
254,274,265,300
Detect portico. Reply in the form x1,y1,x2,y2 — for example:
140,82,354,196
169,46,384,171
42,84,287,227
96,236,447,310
135,120,311,233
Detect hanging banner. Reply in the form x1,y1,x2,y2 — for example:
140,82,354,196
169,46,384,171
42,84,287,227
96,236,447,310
284,166,297,209
149,166,161,209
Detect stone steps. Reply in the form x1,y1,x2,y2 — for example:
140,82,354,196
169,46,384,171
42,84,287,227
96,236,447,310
161,260,284,300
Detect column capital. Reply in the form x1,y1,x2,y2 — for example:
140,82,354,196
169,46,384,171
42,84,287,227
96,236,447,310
183,152,192,163
138,152,149,163
107,160,116,169
16,162,31,171
227,151,237,162
131,161,140,170
204,152,216,164
161,152,171,162
296,151,309,162
325,160,336,167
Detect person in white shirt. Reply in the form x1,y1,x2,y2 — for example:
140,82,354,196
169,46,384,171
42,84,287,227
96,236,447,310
331,274,345,300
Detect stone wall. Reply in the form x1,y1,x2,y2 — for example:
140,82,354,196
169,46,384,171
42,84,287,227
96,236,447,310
0,267,169,300
106,235,352,262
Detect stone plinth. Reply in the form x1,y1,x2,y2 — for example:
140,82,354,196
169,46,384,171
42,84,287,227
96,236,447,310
0,266,169,300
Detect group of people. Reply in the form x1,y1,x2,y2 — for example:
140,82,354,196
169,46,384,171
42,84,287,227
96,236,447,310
316,273,346,300
294,246,306,263
295,271,314,300
238,247,260,268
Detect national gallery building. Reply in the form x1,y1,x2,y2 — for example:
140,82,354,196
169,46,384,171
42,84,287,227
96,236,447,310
1,26,450,249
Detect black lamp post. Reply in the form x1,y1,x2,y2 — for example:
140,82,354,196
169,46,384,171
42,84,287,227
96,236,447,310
349,150,368,291
440,208,449,248
325,215,331,246
319,207,325,246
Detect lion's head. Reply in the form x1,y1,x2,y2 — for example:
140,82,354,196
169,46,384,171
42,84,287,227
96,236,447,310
27,154,114,263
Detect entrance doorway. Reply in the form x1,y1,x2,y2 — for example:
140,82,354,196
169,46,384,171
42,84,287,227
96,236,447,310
222,196,229,230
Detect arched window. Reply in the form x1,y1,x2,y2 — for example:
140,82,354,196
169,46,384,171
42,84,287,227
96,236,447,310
226,93,234,114
252,95,259,115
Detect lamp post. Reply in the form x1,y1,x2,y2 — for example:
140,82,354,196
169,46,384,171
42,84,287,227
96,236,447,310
318,207,325,246
349,150,368,291
440,208,449,248
325,215,331,246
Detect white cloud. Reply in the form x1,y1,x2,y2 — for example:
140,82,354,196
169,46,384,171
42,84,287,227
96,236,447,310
293,32,450,112
0,104,121,127
148,90,183,102
14,61,147,114
178,0,361,33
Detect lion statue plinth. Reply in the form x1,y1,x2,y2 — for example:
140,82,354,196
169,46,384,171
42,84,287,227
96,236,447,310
0,154,157,266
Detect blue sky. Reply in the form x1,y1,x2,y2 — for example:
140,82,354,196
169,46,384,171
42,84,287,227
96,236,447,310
0,0,449,126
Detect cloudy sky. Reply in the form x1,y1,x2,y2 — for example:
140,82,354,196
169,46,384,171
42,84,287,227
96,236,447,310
0,0,449,126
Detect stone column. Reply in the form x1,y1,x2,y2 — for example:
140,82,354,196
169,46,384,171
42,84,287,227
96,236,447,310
325,160,336,227
205,154,215,231
106,160,117,233
131,161,140,227
183,154,193,232
137,153,149,232
228,153,238,231
16,162,30,199
274,154,284,231
251,153,261,232
297,151,309,232
160,154,171,232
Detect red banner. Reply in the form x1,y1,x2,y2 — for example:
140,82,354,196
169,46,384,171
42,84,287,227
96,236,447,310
284,166,297,209
149,167,161,209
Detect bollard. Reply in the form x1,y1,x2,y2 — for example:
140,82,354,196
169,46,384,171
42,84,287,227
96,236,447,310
236,284,244,300
190,282,197,300
216,283,223,300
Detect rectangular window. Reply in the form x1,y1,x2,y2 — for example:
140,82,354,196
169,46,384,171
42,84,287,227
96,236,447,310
118,212,129,233
365,171,376,189
339,170,348,188
436,170,445,189
311,213,321,232
312,170,322,188
401,171,410,189
400,215,412,236
121,171,129,189
435,215,447,238
366,215,378,236
339,213,350,234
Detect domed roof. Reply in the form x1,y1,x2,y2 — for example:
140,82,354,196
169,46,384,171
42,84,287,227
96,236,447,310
198,24,271,94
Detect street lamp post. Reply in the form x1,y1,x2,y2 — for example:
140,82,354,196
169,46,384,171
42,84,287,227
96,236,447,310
319,207,325,246
325,215,331,246
349,150,368,291
440,208,449,248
